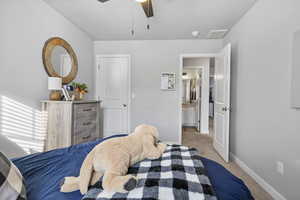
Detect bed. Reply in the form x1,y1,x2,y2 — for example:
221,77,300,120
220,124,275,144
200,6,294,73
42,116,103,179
12,135,254,200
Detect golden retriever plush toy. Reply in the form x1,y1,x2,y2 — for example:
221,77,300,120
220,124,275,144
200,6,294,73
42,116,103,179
60,124,166,194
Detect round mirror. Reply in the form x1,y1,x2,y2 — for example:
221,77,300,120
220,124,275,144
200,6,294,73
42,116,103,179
42,37,78,84
50,46,72,77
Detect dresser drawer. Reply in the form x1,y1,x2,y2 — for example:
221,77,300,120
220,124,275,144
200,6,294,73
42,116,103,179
73,124,97,144
74,115,97,130
74,104,98,119
74,119,97,135
74,135,97,145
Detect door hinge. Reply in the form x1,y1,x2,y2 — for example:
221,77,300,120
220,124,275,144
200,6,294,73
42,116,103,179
97,64,100,71
222,107,232,112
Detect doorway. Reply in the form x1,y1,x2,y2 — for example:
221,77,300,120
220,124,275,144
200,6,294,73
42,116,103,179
96,55,131,138
179,44,231,162
182,67,203,132
180,56,214,135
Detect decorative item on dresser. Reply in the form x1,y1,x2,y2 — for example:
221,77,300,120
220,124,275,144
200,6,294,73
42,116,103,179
41,100,101,151
71,82,88,101
48,77,62,101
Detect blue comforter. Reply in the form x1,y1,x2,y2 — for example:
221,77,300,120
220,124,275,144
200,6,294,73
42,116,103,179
13,135,253,200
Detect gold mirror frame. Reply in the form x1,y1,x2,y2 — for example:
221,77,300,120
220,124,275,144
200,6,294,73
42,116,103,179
42,37,78,84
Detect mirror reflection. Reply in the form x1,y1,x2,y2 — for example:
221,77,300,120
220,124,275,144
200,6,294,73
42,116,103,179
50,46,72,77
182,70,201,104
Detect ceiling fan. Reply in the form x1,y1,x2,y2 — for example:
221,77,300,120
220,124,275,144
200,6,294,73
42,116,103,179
97,0,154,18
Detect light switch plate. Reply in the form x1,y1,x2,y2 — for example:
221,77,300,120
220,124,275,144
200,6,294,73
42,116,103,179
276,161,284,175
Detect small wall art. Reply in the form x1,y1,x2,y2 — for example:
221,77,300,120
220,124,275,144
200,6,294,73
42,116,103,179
161,72,176,91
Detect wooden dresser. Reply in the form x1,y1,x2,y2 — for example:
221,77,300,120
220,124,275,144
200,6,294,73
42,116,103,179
41,100,101,151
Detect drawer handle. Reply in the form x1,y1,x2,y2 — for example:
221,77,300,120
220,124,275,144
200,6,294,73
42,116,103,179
83,122,92,126
83,108,92,112
82,135,91,140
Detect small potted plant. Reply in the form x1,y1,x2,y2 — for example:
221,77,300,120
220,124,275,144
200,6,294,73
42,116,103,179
71,82,88,100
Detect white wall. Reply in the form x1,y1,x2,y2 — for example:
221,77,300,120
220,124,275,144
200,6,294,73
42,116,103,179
0,0,95,110
94,40,222,142
0,0,94,155
224,0,300,199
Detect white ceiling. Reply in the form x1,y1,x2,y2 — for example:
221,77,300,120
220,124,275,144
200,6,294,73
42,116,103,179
44,0,256,40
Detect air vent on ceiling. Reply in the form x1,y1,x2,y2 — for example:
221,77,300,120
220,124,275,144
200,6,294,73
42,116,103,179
207,29,228,39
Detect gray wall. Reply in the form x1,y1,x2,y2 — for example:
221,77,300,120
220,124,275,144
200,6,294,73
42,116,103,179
224,0,300,199
0,0,94,110
94,40,222,142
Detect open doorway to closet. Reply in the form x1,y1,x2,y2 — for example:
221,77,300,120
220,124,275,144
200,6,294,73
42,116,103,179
181,56,215,136
179,44,231,162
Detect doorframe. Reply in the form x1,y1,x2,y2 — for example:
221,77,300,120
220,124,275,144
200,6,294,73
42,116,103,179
95,54,132,133
179,53,216,144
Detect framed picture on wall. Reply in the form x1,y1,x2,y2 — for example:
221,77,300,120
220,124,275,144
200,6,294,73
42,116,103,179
161,72,176,91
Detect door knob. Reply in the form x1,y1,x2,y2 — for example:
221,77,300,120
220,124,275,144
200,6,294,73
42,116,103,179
123,104,127,107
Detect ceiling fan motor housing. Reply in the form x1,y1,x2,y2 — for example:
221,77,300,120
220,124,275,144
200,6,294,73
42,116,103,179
97,0,153,18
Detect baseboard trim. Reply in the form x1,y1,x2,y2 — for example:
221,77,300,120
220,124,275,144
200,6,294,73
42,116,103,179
230,153,286,200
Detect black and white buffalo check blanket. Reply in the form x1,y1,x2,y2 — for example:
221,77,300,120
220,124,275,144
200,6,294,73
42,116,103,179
0,152,27,200
82,145,217,200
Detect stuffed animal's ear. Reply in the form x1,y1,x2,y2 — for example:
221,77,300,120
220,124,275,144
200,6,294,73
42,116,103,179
79,150,95,194
142,132,165,156
150,126,159,139
142,134,161,159
154,139,162,147
143,133,155,145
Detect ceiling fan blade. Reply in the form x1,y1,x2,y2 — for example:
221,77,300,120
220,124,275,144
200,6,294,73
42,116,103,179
141,0,154,18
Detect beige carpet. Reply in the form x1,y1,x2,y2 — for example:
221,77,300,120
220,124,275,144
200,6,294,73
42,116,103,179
182,127,273,200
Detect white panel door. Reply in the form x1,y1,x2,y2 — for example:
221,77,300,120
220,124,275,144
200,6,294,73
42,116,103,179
213,44,231,162
97,55,130,138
